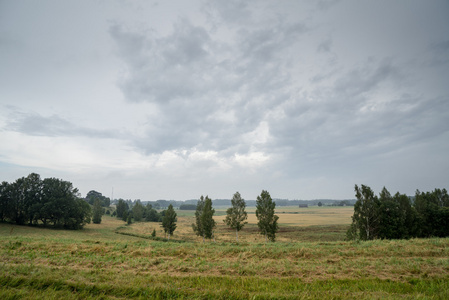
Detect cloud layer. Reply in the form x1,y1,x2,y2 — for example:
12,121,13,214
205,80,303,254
0,0,448,200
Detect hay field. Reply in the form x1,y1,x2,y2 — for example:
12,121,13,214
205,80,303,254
214,206,354,226
1,215,449,299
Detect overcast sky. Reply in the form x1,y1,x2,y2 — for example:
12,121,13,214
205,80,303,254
1,0,448,201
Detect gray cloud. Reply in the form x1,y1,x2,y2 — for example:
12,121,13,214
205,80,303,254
428,40,449,66
317,37,332,53
108,0,449,197
110,10,308,154
5,109,123,139
268,53,449,179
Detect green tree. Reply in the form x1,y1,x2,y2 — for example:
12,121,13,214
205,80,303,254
22,173,43,225
0,174,90,229
132,200,144,222
161,204,177,240
9,177,27,225
76,198,92,227
224,192,248,242
414,189,437,237
145,205,161,222
347,184,380,241
0,181,12,222
317,201,323,207
86,190,110,207
192,196,206,241
414,188,449,237
383,190,417,239
116,199,128,219
92,199,102,224
378,187,395,238
179,204,197,210
39,177,90,229
202,196,216,240
192,196,216,241
256,190,279,242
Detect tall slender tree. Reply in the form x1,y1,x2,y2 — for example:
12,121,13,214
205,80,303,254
202,196,216,240
132,200,144,221
192,196,206,241
161,204,177,240
224,192,248,242
347,184,381,240
192,196,216,242
116,199,128,219
255,190,279,242
92,199,102,224
0,181,12,222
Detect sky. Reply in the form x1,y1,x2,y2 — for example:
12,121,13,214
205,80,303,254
1,0,448,201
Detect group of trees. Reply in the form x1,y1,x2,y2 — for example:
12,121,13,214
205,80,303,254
114,199,162,223
85,190,110,207
80,190,112,225
0,173,91,229
191,190,279,242
347,184,449,241
108,190,279,242
113,198,177,239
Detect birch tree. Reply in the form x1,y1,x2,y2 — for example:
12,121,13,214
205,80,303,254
347,184,381,240
255,190,279,242
224,192,248,242
192,195,216,242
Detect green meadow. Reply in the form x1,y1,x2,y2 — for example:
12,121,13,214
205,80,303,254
1,206,449,299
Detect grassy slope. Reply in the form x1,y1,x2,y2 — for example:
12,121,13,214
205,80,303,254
1,211,449,299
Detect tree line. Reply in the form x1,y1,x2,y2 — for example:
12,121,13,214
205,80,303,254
110,191,280,242
347,184,449,241
0,173,91,229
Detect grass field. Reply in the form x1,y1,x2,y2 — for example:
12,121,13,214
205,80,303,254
1,206,449,299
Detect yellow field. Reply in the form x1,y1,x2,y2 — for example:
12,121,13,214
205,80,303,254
115,206,354,243
214,206,354,226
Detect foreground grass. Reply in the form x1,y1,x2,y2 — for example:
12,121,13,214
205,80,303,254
1,217,449,299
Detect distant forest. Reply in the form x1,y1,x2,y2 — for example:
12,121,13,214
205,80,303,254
114,198,356,210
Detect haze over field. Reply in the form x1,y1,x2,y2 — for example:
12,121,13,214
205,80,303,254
1,0,448,201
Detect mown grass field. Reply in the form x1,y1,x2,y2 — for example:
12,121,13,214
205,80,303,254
1,206,449,299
